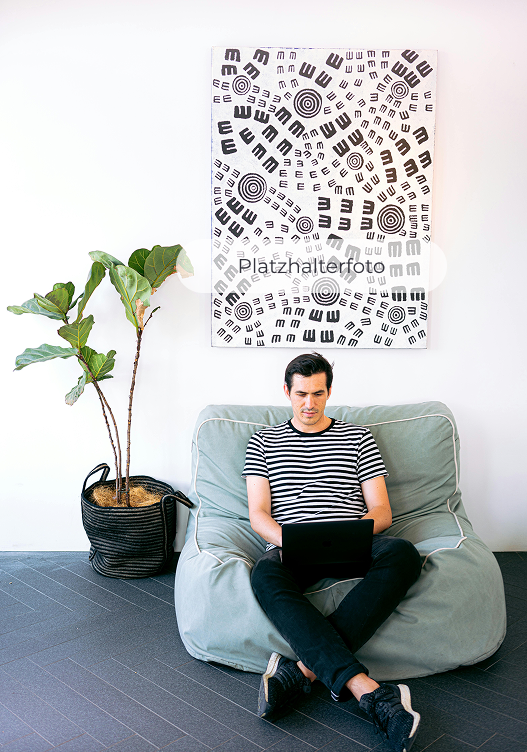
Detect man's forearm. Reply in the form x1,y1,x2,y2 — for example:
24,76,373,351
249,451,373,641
250,509,283,548
362,505,392,534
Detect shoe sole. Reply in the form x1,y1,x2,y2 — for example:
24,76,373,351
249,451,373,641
258,652,282,717
397,684,421,751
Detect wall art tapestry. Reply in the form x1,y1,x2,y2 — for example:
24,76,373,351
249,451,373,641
211,47,437,348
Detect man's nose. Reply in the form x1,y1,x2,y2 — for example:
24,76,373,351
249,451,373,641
305,395,314,408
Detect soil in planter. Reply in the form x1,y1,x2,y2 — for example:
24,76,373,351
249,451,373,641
92,485,162,508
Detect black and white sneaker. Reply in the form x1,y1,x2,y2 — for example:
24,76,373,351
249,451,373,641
257,652,311,719
359,683,420,752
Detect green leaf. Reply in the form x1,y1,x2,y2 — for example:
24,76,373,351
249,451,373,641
109,264,151,329
128,248,151,277
98,349,116,379
53,282,75,307
143,244,184,289
75,262,106,321
65,372,88,406
14,344,77,370
79,347,116,382
89,250,124,269
175,246,194,278
58,315,94,349
46,287,71,314
34,290,70,319
7,298,64,320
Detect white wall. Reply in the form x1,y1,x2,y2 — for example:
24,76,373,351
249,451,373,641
1,0,526,552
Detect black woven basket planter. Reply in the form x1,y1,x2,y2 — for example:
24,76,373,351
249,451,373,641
81,463,193,578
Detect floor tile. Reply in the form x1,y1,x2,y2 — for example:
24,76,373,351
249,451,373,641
289,691,380,748
423,736,476,751
162,735,213,751
409,677,527,745
42,659,189,748
476,618,527,668
212,663,263,690
485,656,527,684
451,664,527,702
99,735,158,751
0,564,111,617
29,606,171,668
425,670,527,719
2,657,133,746
63,560,177,610
45,733,105,751
408,716,447,752
506,600,527,627
212,735,263,751
266,738,318,752
98,657,287,749
0,605,74,638
174,658,260,712
0,577,83,622
0,732,54,751
48,658,234,748
267,699,339,748
34,566,148,611
121,577,175,604
0,670,83,747
0,609,83,650
403,681,494,747
304,732,373,750
0,703,34,746
476,733,527,751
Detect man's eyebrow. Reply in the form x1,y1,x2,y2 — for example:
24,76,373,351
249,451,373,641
294,389,325,395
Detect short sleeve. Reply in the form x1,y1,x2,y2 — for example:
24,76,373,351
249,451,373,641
242,431,269,479
357,429,388,483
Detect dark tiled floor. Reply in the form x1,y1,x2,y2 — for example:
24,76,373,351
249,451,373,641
0,552,526,751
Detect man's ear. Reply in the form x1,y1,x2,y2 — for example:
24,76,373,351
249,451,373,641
284,383,291,400
328,386,332,399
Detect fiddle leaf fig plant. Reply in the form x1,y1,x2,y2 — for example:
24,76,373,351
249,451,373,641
8,244,193,506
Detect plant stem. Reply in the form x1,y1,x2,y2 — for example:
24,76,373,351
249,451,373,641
126,327,143,506
77,353,122,501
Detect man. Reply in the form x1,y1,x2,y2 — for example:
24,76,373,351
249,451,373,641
243,353,422,752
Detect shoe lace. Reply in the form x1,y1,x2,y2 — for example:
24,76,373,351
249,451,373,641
279,663,311,694
370,690,404,739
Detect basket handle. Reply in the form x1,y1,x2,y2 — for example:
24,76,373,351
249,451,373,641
82,463,111,495
161,490,194,509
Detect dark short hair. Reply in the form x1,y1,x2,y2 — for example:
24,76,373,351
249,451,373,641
284,352,334,392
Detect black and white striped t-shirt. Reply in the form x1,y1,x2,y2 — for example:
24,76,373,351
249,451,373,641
243,419,388,535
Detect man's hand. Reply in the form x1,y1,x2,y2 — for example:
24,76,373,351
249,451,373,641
361,476,392,534
246,475,283,548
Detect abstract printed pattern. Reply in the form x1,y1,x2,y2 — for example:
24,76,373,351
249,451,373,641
212,48,437,348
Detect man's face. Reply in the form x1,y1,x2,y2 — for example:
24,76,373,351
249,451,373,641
284,372,331,432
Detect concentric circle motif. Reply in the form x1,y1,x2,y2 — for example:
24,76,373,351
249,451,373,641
311,277,341,307
234,302,253,322
347,152,364,171
238,173,267,203
391,81,409,99
377,204,406,234
387,306,406,325
232,75,251,96
296,216,314,235
293,88,323,119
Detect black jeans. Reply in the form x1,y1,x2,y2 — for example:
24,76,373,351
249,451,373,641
250,535,422,701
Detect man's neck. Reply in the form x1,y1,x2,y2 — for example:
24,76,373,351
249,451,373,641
290,414,333,434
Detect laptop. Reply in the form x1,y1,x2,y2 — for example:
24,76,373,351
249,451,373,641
281,518,374,579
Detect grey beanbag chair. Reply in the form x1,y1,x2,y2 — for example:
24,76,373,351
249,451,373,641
175,401,506,680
